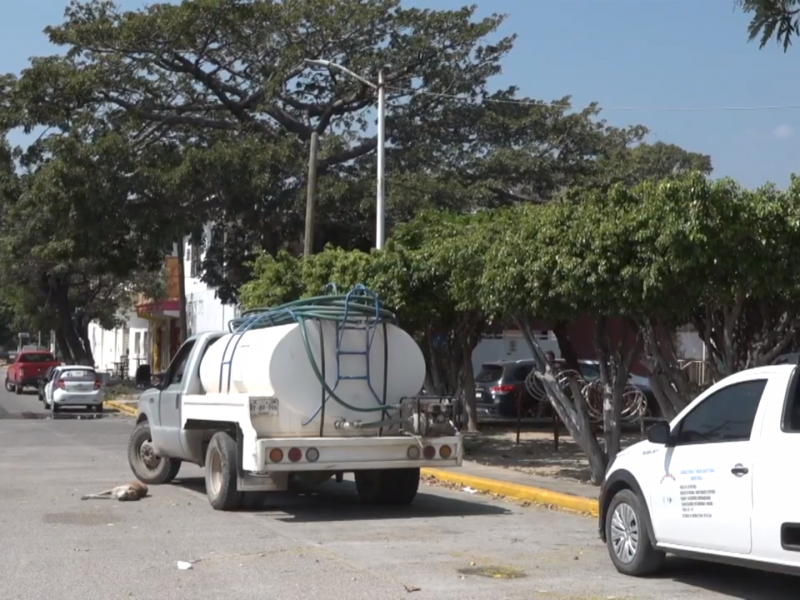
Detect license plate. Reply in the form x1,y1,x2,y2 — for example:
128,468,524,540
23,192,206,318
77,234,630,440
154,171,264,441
475,390,482,399
249,396,279,416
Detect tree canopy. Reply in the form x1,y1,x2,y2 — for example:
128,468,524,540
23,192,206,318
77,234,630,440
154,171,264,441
736,0,800,50
241,172,800,482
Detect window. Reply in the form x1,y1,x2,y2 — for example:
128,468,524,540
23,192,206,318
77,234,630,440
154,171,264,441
511,365,534,381
19,353,55,363
476,365,503,383
782,367,800,432
165,340,196,387
59,369,96,381
674,379,767,445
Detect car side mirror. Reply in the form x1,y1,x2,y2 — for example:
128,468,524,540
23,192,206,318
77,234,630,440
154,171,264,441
151,372,165,389
647,421,671,445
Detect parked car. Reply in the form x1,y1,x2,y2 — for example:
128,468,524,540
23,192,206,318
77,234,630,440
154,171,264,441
475,358,655,419
4,350,60,395
41,365,104,413
37,366,57,401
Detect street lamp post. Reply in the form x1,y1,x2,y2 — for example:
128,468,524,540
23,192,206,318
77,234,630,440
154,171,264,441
304,59,386,250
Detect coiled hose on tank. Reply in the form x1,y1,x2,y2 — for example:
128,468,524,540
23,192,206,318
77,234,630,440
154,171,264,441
228,287,395,422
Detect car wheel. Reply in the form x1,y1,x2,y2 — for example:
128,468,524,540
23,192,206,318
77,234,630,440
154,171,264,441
14,382,22,395
127,420,182,485
94,404,103,414
605,489,665,576
4,377,12,392
205,431,243,511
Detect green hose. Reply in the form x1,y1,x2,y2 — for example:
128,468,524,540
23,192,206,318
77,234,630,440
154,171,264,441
231,293,396,417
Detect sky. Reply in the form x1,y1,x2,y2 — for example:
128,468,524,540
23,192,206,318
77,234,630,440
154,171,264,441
0,0,796,188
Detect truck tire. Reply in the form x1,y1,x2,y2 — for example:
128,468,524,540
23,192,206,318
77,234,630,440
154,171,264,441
605,488,665,576
4,377,12,392
355,468,420,506
205,431,243,511
14,381,22,395
127,421,182,485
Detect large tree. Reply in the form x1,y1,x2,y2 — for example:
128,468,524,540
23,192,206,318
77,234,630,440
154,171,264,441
10,0,655,302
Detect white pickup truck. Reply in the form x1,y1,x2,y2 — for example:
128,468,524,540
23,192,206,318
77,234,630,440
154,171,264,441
600,364,800,577
126,288,463,511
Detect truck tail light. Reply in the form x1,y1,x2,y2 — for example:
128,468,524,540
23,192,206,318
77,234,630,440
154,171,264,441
306,448,319,462
439,445,452,459
268,448,283,463
407,446,421,459
288,448,302,462
423,445,436,459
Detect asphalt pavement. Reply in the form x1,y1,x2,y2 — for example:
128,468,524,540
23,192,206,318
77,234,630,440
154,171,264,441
0,368,796,600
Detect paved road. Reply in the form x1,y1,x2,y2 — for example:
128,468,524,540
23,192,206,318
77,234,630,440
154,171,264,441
0,371,796,599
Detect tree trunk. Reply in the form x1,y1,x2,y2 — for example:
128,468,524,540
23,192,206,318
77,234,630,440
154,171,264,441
461,337,479,432
55,327,74,364
50,282,91,365
516,317,607,484
75,317,94,367
638,318,691,419
553,320,581,372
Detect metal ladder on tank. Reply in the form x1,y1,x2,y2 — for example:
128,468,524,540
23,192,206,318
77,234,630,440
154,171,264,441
330,285,385,413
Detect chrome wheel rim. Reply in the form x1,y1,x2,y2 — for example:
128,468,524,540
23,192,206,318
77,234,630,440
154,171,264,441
610,502,639,563
209,448,222,496
139,440,161,470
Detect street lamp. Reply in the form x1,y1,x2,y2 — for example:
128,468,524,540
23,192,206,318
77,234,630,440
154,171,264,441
304,59,386,250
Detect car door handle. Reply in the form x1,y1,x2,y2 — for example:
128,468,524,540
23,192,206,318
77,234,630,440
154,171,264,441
731,464,749,476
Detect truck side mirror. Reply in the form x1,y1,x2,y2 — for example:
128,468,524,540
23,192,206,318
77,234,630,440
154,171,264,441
647,421,671,445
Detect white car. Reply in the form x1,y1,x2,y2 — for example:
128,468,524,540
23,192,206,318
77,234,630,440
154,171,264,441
600,364,800,578
43,366,104,413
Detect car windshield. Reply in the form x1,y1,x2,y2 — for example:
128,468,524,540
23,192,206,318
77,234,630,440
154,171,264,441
475,365,504,383
20,353,55,363
59,369,96,381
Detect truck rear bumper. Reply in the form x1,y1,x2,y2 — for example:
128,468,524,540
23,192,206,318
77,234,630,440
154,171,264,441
250,435,462,472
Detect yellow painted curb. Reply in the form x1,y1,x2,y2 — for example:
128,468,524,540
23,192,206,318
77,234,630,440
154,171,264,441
421,468,599,517
105,400,138,416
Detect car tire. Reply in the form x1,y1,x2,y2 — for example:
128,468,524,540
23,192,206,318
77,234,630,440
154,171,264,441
4,377,12,392
127,420,182,485
52,403,60,413
354,468,420,506
14,382,22,395
205,431,242,511
605,489,665,577
94,404,103,414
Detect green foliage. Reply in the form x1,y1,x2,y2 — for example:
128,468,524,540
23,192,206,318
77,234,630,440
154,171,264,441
736,0,800,50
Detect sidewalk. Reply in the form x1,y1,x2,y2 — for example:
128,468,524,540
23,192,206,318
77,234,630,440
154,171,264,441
422,460,599,516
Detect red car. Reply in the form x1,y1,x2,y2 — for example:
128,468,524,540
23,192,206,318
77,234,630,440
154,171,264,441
5,351,61,395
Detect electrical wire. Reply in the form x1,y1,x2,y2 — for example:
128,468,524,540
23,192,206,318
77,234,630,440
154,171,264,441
386,85,800,113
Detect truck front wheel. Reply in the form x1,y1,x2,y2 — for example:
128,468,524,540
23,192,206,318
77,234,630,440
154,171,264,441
128,421,182,485
605,489,665,576
355,468,420,506
205,431,243,511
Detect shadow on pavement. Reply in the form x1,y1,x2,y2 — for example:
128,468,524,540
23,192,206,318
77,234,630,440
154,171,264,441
655,556,799,599
173,476,510,522
2,409,110,420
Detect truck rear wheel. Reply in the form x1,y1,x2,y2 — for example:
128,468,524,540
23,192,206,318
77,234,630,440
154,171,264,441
205,431,243,511
605,489,665,576
355,468,420,506
128,421,182,485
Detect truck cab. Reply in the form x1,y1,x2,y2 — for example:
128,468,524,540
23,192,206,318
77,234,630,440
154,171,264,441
599,364,800,577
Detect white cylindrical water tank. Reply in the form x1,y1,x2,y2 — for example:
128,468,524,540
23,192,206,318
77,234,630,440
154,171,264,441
198,320,426,437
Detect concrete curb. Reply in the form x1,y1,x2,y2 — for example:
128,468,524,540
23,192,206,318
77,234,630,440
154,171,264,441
421,468,599,517
104,400,138,416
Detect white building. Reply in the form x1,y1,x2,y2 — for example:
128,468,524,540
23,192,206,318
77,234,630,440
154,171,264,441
87,224,236,377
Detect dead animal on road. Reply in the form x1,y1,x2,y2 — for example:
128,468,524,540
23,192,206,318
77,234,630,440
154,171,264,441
81,481,149,501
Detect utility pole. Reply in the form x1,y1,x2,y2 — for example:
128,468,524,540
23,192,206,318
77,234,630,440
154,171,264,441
376,69,386,250
304,131,320,257
176,238,188,344
303,59,388,250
